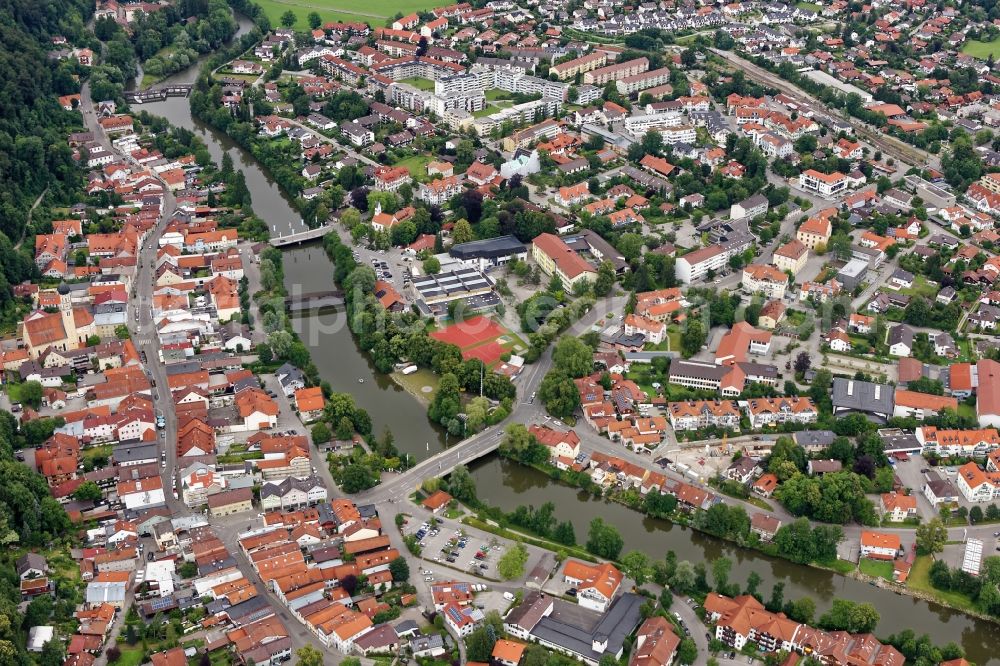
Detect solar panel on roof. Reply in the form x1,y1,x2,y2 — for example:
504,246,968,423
149,596,175,611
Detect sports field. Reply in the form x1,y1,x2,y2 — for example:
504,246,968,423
256,0,452,28
431,315,525,366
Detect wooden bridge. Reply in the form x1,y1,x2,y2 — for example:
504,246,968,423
125,85,194,104
269,224,336,247
285,290,344,312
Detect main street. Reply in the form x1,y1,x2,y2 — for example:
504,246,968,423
83,87,341,661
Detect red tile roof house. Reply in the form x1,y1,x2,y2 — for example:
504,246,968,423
421,490,452,513
860,530,900,560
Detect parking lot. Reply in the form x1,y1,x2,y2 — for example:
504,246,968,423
350,244,410,289
407,517,504,580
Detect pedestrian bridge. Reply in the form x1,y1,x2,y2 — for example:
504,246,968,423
269,224,336,247
285,290,344,312
125,85,193,103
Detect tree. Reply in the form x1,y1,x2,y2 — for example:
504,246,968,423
818,599,879,634
310,422,331,444
429,373,461,424
670,560,697,594
594,261,615,296
307,11,322,29
641,129,664,156
280,10,297,27
552,335,593,378
339,464,378,493
793,351,811,375
677,638,698,665
389,556,410,582
538,370,581,419
295,646,323,666
681,320,706,357
498,543,529,580
452,218,474,245
553,520,576,546
466,624,499,661
916,518,947,555
786,596,816,624
73,481,103,501
586,518,623,559
17,381,43,409
970,505,984,524
422,256,441,274
446,464,477,503
712,556,733,593
621,551,652,586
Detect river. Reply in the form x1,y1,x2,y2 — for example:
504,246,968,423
135,14,303,239
133,33,999,664
467,456,999,664
281,243,446,455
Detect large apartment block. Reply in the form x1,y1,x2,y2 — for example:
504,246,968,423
583,57,649,86
550,51,607,80
616,67,673,96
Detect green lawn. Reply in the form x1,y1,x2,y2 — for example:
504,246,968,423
392,367,439,404
908,556,979,614
82,444,113,462
963,37,1000,59
485,88,514,102
393,154,433,181
858,558,894,581
796,1,822,11
254,0,451,27
400,77,435,92
897,275,939,299
116,648,145,666
473,101,513,118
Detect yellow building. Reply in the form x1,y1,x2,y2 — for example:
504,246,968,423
772,239,808,275
531,233,598,290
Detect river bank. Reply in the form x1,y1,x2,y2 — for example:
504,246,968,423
467,454,999,663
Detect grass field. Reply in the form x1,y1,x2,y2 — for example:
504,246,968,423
796,1,822,11
963,37,1000,59
393,154,433,181
254,0,451,27
400,77,435,91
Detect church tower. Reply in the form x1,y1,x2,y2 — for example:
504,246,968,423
57,282,78,349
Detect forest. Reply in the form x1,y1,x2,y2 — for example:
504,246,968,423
0,0,93,331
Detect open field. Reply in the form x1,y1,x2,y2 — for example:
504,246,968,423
962,37,1000,59
796,1,822,11
254,0,451,27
